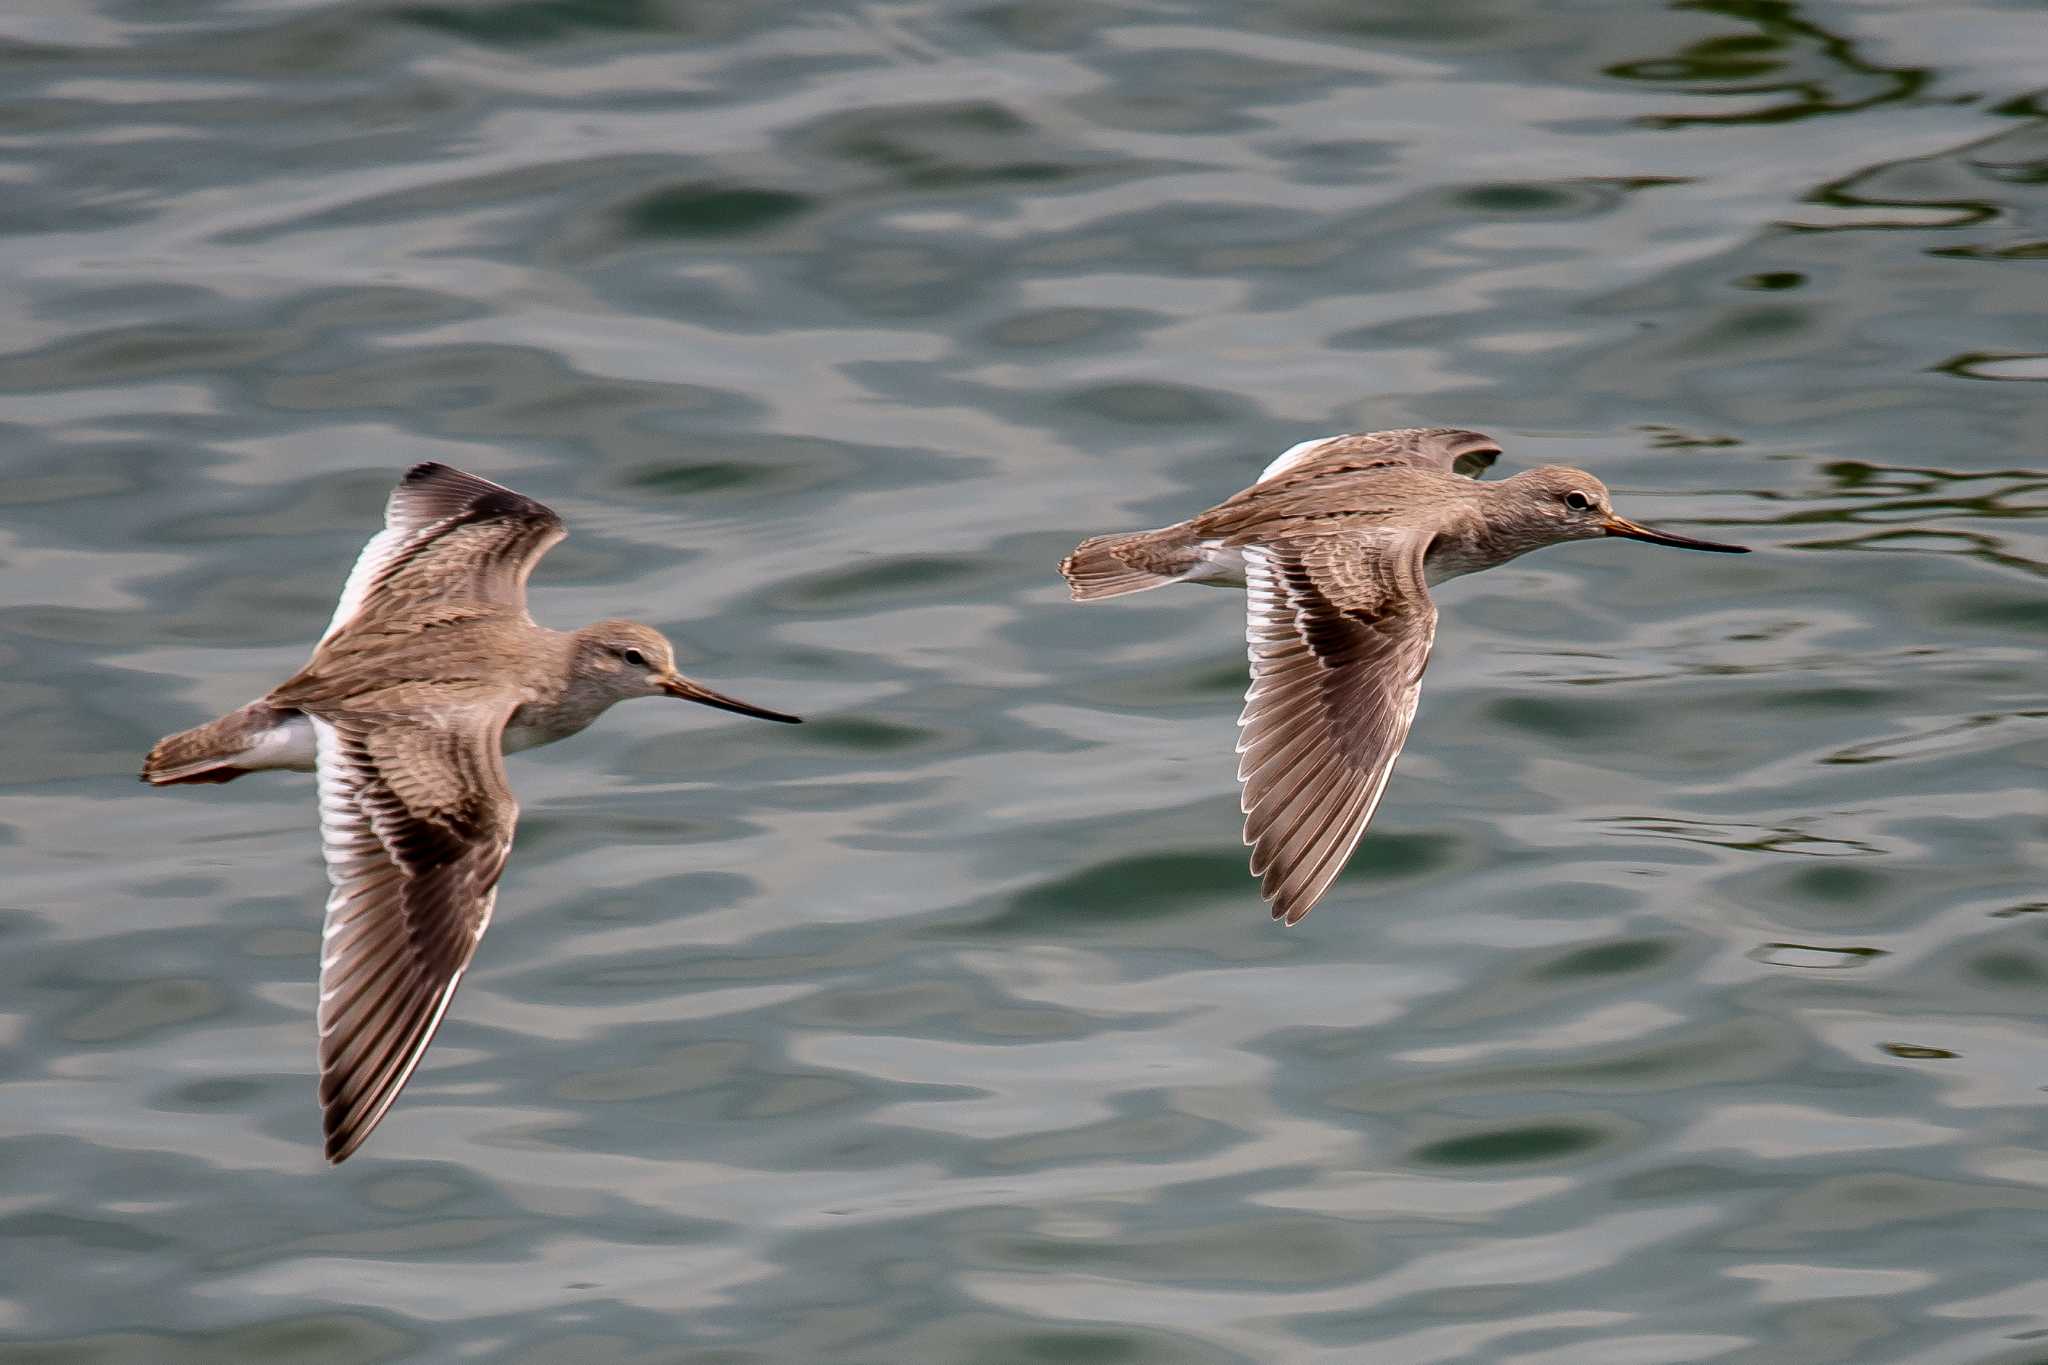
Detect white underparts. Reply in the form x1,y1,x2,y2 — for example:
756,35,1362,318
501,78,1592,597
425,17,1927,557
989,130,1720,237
1190,540,1250,587
500,724,553,754
239,711,320,772
245,710,564,773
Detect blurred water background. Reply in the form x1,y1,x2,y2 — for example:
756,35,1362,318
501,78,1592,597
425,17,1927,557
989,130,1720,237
4,0,2047,1360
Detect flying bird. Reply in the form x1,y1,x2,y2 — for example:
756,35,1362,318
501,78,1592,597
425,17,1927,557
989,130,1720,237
1060,429,1747,926
144,463,801,1162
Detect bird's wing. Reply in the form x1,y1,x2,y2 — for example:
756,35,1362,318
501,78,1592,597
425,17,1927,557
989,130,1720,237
309,690,520,1162
1259,428,1500,483
1237,532,1437,926
321,463,566,643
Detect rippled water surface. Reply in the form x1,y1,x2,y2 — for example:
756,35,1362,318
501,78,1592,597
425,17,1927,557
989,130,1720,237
6,0,2048,1360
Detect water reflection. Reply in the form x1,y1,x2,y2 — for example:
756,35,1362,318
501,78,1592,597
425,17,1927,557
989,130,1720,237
1615,0,1930,128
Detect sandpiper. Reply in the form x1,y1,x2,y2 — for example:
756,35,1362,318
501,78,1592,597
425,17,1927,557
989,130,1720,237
143,463,801,1163
1060,428,1748,926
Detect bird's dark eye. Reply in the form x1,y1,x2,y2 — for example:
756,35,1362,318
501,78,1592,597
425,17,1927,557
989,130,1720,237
1564,491,1595,512
620,648,647,667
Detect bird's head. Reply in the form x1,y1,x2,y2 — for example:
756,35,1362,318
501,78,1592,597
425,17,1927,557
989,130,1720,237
1505,467,1749,554
571,620,801,723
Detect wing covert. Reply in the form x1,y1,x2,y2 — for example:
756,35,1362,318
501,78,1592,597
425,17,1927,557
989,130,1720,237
1258,429,1500,483
321,463,565,642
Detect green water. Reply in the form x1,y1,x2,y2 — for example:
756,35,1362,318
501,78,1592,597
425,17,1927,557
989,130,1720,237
4,0,2047,1360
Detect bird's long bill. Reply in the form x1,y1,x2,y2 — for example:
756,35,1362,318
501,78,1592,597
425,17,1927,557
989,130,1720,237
1602,515,1750,554
660,673,802,723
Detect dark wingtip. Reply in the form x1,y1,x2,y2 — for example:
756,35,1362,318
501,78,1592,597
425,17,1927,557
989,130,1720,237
394,462,561,529
467,488,531,519
324,1121,360,1165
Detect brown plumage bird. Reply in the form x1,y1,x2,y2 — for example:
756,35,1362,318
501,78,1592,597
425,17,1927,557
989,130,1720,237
1061,429,1748,926
143,463,800,1162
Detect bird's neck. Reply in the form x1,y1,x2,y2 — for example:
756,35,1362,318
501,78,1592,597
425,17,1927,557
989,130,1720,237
505,694,616,753
504,630,615,752
1421,491,1538,585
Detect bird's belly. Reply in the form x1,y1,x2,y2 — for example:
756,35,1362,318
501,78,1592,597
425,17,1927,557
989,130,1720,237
501,697,606,754
501,723,554,754
1190,541,1249,588
1422,547,1493,586
248,712,319,771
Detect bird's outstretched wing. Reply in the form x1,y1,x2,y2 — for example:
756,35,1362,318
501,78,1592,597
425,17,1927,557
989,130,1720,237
1237,533,1437,925
321,463,566,642
307,690,520,1162
1258,428,1500,483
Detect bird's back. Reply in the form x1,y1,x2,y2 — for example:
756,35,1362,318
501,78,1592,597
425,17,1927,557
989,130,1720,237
274,615,557,714
1193,463,1485,545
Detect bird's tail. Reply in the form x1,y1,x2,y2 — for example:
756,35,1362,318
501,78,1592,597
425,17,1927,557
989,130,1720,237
1059,528,1201,601
141,701,306,786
